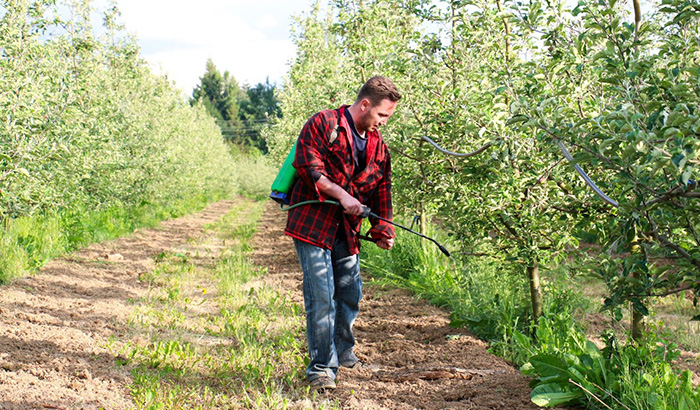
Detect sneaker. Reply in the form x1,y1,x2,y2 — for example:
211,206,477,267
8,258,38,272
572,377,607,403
307,376,336,392
342,360,362,369
342,361,380,371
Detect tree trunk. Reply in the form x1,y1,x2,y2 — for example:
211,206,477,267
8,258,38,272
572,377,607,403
633,0,641,34
630,237,645,342
528,260,543,333
631,301,644,342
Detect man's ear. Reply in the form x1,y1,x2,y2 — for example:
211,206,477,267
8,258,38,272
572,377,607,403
360,98,372,111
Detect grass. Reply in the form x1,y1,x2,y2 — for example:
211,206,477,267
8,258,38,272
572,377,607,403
360,219,538,344
0,192,227,284
561,262,700,353
360,216,700,409
228,145,277,201
113,200,341,409
0,146,276,285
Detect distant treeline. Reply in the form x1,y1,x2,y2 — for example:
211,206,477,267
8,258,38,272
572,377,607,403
190,59,282,153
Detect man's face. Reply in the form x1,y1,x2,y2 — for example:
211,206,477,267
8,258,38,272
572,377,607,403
356,98,397,134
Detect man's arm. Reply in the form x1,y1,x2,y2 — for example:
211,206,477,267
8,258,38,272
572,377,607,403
318,174,393,250
315,175,363,216
293,113,333,201
367,149,395,250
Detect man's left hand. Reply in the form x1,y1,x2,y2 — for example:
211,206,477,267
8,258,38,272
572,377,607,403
376,237,394,250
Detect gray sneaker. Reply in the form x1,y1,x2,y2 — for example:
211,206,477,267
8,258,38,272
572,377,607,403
342,361,380,372
307,376,336,392
342,360,362,369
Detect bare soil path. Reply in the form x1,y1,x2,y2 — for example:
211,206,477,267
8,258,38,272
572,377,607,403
0,198,543,409
0,200,235,410
253,202,542,409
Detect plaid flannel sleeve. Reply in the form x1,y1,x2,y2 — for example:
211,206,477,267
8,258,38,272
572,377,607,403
293,113,333,202
367,150,395,240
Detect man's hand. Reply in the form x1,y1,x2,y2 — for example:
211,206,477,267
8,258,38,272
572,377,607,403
316,175,364,216
376,237,394,250
339,194,364,216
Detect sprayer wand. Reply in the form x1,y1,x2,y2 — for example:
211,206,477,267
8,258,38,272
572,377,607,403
358,206,450,257
280,200,450,257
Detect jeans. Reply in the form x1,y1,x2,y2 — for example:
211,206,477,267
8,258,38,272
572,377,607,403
293,238,362,381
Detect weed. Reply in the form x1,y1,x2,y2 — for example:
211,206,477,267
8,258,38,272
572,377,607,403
122,201,336,409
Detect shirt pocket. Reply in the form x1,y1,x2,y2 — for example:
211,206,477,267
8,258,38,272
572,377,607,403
355,162,383,197
327,137,351,183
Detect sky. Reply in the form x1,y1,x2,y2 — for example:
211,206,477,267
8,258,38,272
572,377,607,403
93,0,317,95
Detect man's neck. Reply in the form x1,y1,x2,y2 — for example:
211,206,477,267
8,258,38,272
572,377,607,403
346,104,366,136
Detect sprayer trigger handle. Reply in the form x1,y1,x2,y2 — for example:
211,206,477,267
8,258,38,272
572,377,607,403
360,205,371,219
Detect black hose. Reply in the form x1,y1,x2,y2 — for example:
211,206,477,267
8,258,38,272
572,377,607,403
280,200,450,257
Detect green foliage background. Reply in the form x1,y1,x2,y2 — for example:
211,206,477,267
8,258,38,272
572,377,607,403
0,0,237,280
268,0,700,327
268,0,700,408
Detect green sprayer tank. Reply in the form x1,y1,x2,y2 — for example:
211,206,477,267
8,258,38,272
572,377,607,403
269,143,297,205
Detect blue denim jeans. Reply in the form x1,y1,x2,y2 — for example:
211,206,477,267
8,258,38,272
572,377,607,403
293,238,362,381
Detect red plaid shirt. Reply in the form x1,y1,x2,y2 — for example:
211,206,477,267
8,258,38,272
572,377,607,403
285,105,394,254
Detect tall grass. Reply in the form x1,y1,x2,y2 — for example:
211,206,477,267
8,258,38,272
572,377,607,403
0,141,282,282
360,218,700,409
360,221,536,343
228,144,277,201
0,187,231,283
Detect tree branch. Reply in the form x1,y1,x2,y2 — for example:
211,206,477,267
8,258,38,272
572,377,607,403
497,213,521,240
643,211,700,271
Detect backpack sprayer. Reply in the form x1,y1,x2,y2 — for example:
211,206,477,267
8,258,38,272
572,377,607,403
269,143,451,257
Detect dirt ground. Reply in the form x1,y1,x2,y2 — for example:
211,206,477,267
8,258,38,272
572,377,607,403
1,199,549,409
0,201,234,410
254,202,548,410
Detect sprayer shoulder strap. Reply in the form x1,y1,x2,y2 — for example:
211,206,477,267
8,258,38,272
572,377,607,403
327,108,342,144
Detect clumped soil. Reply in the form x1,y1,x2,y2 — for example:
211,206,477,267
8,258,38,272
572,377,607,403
254,202,546,410
1,199,546,409
0,201,234,410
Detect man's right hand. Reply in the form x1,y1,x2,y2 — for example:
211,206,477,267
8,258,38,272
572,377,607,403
339,194,364,216
376,236,394,250
316,175,364,216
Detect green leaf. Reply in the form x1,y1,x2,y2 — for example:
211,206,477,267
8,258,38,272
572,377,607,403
632,299,649,316
664,127,680,138
585,341,602,358
16,168,31,177
506,115,529,126
681,167,693,185
672,153,685,167
531,383,584,407
529,354,570,379
521,362,535,375
614,307,623,322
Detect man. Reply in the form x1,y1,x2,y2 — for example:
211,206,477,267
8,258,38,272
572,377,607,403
285,76,400,391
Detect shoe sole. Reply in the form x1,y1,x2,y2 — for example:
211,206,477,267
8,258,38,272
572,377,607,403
307,378,336,391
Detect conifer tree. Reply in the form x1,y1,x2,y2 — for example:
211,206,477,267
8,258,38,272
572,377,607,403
191,59,245,141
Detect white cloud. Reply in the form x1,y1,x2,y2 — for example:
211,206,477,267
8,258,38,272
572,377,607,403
93,0,310,93
255,13,278,30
